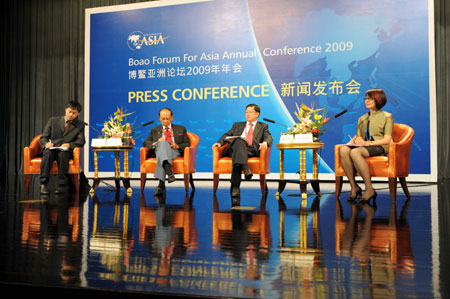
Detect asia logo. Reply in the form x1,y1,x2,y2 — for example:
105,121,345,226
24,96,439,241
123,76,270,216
127,31,168,50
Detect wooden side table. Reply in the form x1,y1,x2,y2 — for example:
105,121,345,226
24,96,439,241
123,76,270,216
90,145,134,195
276,142,324,198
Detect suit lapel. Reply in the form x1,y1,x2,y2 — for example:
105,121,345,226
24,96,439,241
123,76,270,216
253,122,262,142
238,122,246,135
172,125,183,143
59,117,67,136
154,125,163,140
172,125,178,142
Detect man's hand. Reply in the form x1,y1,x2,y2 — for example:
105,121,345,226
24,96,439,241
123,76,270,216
259,141,268,151
170,142,179,150
212,143,221,149
45,142,54,148
61,143,70,149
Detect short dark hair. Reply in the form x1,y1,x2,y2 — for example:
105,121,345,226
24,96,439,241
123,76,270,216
159,107,173,116
246,103,260,114
366,89,387,110
66,101,82,112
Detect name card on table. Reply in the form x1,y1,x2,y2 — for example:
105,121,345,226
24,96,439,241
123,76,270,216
279,134,294,143
294,133,313,143
91,138,106,146
106,138,122,146
91,138,122,146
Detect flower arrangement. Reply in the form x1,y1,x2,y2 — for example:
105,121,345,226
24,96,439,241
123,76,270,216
287,103,330,139
102,107,136,145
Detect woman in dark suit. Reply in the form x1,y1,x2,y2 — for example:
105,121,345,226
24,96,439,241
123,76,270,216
340,89,394,202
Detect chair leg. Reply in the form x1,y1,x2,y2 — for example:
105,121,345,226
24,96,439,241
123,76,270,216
259,174,266,194
184,174,189,193
24,174,31,193
140,173,147,192
73,174,80,193
399,177,411,199
388,177,397,202
335,176,343,199
189,174,195,191
213,174,219,194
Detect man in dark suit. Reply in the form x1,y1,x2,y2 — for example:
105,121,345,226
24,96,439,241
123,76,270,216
144,108,190,196
40,101,85,194
212,103,273,197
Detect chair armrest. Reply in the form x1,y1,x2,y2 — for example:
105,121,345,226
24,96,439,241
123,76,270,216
334,145,344,173
258,144,272,174
24,135,43,174
212,144,228,172
24,147,31,173
140,147,150,165
183,142,198,173
28,138,42,160
387,140,412,177
73,147,81,171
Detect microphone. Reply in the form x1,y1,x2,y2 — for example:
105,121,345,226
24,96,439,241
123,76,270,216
141,120,154,127
333,109,348,119
83,122,102,138
263,118,289,128
133,120,154,131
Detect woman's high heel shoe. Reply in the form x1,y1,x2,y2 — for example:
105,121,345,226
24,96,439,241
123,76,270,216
359,190,377,203
347,186,362,202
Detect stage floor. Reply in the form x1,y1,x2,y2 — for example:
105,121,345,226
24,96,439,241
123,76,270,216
1,176,449,298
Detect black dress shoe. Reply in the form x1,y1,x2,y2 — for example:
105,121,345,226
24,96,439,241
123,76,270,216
232,197,240,207
55,185,67,194
40,184,50,195
154,186,166,196
244,168,253,180
167,174,176,183
231,186,241,197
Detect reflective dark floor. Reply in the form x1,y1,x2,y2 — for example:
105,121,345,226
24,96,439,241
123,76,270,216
1,176,449,298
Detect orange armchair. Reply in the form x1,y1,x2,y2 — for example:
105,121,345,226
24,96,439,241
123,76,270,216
213,143,271,194
334,123,414,201
140,132,199,193
24,134,81,193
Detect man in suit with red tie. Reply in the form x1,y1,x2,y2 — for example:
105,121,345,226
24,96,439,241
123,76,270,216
144,108,190,196
212,104,273,197
40,101,85,195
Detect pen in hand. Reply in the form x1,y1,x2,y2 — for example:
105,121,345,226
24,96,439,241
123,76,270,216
348,135,354,144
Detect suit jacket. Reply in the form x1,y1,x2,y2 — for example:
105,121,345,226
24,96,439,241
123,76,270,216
40,116,85,151
144,124,190,157
356,110,394,153
217,121,273,156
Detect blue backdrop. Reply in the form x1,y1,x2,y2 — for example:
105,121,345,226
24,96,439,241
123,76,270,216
86,0,432,176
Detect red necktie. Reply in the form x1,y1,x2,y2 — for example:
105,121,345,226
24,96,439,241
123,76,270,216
246,123,253,145
164,127,172,142
65,120,70,131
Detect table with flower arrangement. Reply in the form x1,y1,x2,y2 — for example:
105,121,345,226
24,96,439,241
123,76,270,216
90,107,137,195
276,142,324,199
90,145,134,195
276,103,328,199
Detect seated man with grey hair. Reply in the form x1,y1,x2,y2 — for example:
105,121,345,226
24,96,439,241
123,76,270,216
143,108,190,196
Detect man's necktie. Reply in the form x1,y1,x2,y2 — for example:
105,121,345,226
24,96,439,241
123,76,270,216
164,127,172,142
246,123,253,145
65,120,70,131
